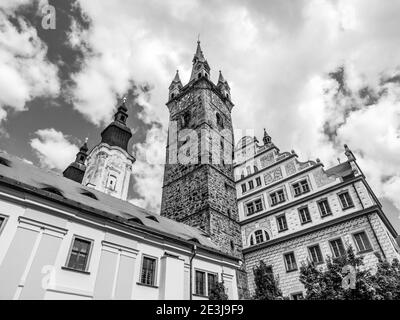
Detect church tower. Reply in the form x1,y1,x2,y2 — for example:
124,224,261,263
81,98,135,200
160,41,242,260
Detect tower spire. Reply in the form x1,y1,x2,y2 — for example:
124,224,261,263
190,39,210,82
263,128,272,146
169,70,183,100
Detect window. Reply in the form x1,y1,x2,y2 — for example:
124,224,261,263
318,199,332,217
207,273,217,296
291,292,304,300
66,237,92,272
248,180,254,190
181,111,190,128
270,189,286,206
298,206,312,224
249,229,270,246
292,179,310,196
246,166,251,175
216,113,224,128
284,252,297,272
256,177,261,187
330,238,346,258
276,215,288,232
195,270,217,296
353,231,372,253
107,175,117,191
241,183,247,193
254,166,259,173
339,191,354,209
308,245,324,264
246,198,263,216
140,256,157,286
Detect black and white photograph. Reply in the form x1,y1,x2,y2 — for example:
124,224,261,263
0,0,400,312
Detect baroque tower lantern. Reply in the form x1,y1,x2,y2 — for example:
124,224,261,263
81,97,135,200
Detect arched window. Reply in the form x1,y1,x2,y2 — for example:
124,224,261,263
181,111,190,128
254,165,259,173
107,174,117,191
249,229,270,246
171,93,175,99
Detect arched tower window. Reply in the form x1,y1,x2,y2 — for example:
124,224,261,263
107,174,117,191
181,111,191,128
249,229,270,246
216,113,224,128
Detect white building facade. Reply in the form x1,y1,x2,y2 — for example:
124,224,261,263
234,132,400,298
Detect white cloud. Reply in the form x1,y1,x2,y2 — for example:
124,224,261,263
68,0,400,212
30,128,79,171
0,4,60,126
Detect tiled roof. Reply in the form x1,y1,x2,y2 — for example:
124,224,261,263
0,151,224,254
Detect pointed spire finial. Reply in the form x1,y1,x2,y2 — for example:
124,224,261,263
172,69,181,83
263,128,272,145
218,70,225,84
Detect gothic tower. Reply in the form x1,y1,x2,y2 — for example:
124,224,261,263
81,98,135,200
160,41,242,260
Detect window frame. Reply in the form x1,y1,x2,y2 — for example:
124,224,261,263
139,254,158,287
338,191,355,210
248,180,254,190
255,176,262,187
245,197,264,216
194,269,218,297
241,183,247,193
298,206,312,225
284,252,298,272
352,231,372,253
317,198,332,218
270,188,286,207
64,235,94,273
276,214,288,232
308,244,324,265
292,179,311,197
329,238,346,258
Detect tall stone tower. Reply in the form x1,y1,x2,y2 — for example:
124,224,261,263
81,98,135,200
160,41,242,261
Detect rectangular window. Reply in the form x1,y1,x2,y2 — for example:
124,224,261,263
318,199,332,217
284,252,297,272
353,231,372,253
293,179,310,196
277,215,288,232
249,180,254,190
66,237,92,272
298,206,312,224
308,245,324,264
241,183,247,193
339,191,354,209
195,270,206,296
207,273,217,296
256,177,262,186
141,256,157,286
246,199,263,216
270,189,285,206
330,238,346,258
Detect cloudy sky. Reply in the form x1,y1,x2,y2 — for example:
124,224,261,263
1,0,399,231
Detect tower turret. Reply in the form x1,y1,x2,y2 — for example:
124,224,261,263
63,139,89,183
82,97,135,200
217,70,231,100
169,70,182,100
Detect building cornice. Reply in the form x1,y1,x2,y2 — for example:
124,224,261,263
0,175,240,264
